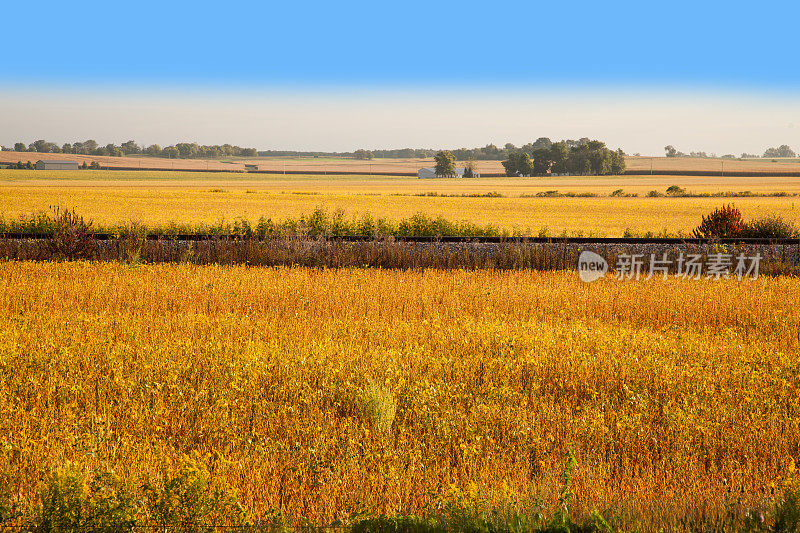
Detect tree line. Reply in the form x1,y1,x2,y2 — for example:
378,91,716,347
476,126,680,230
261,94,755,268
1,139,258,158
665,144,797,159
353,139,596,161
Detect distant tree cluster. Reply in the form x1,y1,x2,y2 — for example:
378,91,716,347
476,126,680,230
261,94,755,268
257,150,355,157
257,148,438,158
501,139,625,176
368,148,437,158
666,145,798,159
664,146,717,158
353,149,374,160
7,161,34,169
4,139,258,158
763,145,796,158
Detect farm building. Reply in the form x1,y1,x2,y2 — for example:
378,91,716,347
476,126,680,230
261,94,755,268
418,167,479,178
35,160,79,170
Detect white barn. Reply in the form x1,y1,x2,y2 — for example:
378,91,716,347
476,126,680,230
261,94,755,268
417,167,479,179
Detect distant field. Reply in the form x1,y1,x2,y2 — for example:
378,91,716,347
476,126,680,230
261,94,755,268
247,156,800,175
5,151,800,175
2,170,799,235
625,156,800,174
0,150,246,171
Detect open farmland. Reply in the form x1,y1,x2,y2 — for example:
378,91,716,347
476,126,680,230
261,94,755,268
2,170,800,236
242,155,800,175
0,150,246,171
624,155,800,174
0,263,798,530
5,151,800,175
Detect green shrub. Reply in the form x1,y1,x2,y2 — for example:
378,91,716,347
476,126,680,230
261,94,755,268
358,380,397,433
353,515,444,533
666,185,686,196
741,215,799,239
143,455,249,533
35,462,137,533
0,462,21,526
774,483,800,533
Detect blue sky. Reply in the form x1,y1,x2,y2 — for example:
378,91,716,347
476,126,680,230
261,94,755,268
4,0,799,90
2,0,800,154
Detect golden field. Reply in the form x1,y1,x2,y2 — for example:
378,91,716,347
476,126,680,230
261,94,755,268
5,151,800,175
2,170,800,235
249,155,800,175
1,262,798,528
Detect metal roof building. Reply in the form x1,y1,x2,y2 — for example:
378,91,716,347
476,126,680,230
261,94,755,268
35,159,79,170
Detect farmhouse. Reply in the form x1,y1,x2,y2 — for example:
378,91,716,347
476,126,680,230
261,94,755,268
417,167,479,178
35,159,79,171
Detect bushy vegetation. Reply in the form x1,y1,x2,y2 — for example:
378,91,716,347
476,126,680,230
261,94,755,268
692,204,746,238
5,453,800,531
0,208,506,238
693,204,799,239
5,456,249,532
741,214,800,238
656,186,796,198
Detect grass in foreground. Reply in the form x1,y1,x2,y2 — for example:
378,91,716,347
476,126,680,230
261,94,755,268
0,263,799,531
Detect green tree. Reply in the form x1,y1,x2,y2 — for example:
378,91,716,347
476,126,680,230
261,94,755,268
145,144,162,156
176,142,200,158
610,148,626,174
83,140,99,153
463,160,476,178
30,139,58,153
105,143,123,157
664,145,678,157
162,146,179,158
549,141,570,174
515,152,534,176
121,140,140,155
502,152,534,176
434,150,456,177
531,148,553,176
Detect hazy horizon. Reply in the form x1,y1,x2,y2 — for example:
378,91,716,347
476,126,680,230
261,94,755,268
1,87,798,157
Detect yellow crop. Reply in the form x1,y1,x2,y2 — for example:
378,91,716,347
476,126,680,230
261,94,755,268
0,262,798,528
2,170,799,235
